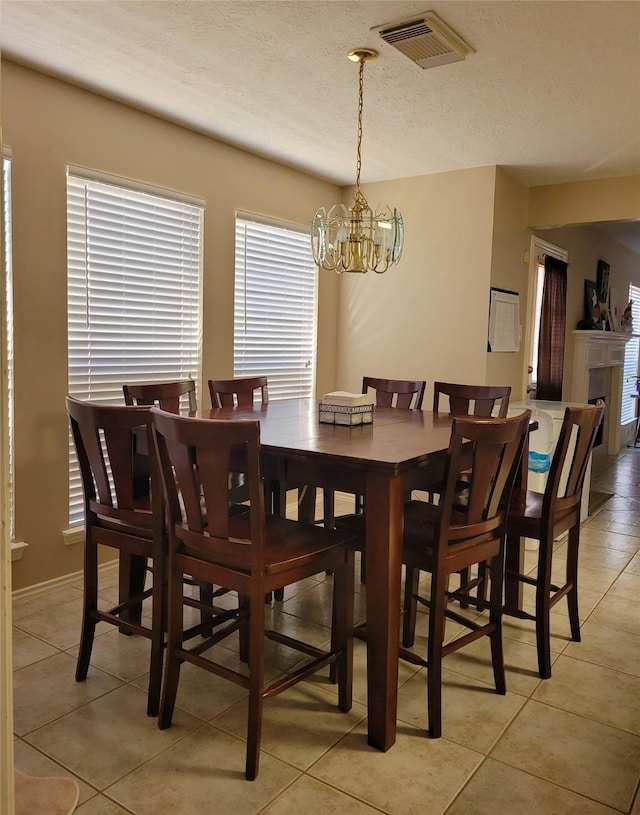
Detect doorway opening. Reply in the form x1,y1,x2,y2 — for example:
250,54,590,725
523,236,569,400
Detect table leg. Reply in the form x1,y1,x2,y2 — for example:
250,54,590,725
364,471,404,751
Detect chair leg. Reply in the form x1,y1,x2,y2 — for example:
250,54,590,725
488,553,506,695
332,551,354,712
476,561,489,608
245,589,266,781
458,567,470,609
298,486,316,523
238,593,250,664
199,581,214,637
427,568,447,738
265,483,286,602
402,567,420,648
535,533,553,680
354,495,366,583
119,552,147,628
566,524,581,642
76,536,98,682
323,489,335,529
147,555,165,717
158,565,185,730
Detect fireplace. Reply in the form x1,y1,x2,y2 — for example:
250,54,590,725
571,331,631,454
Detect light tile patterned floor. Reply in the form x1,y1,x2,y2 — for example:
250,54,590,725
12,447,640,814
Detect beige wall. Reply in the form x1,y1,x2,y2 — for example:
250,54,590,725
529,176,640,228
487,167,531,399
3,61,341,589
336,167,497,405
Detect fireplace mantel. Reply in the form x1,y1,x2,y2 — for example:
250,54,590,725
570,330,632,453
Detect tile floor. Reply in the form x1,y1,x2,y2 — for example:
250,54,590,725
12,447,640,814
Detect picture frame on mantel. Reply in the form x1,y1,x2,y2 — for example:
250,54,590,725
596,259,612,330
597,259,610,305
583,279,603,329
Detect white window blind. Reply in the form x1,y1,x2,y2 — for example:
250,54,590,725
67,171,203,524
621,284,640,426
2,157,15,539
234,214,317,400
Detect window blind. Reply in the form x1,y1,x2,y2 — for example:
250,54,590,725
621,285,640,426
67,172,203,524
2,157,15,539
234,214,317,400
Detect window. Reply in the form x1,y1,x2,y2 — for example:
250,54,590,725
528,261,545,390
2,156,15,541
67,169,203,525
621,284,640,426
234,213,317,400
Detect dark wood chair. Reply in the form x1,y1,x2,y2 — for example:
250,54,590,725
504,401,605,679
124,378,230,620
123,379,197,412
432,382,511,417
362,376,426,409
66,396,165,716
208,376,268,408
429,383,512,601
208,376,270,501
151,407,355,780
208,376,288,601
400,410,531,737
346,377,426,581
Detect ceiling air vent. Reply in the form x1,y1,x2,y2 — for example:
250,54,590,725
376,11,474,70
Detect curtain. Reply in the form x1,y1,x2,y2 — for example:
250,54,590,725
536,255,568,401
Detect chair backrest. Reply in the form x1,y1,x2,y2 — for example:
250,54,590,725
123,380,197,413
208,376,269,408
543,401,605,519
433,382,511,418
438,410,531,549
66,396,158,532
362,377,426,409
151,407,265,573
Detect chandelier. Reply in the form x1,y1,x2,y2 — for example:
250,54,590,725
311,49,404,274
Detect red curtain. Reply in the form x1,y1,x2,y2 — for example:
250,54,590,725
536,255,567,401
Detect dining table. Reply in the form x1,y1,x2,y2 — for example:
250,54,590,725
198,397,459,751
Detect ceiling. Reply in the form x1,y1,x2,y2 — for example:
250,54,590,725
1,0,639,247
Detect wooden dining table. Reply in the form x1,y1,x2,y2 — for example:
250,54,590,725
198,397,457,752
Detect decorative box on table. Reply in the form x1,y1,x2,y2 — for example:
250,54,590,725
319,391,374,425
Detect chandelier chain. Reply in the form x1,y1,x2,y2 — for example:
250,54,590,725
354,56,365,202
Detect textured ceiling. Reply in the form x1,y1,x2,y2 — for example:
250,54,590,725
2,0,639,190
1,0,640,253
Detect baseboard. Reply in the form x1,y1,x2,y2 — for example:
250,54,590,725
12,560,117,603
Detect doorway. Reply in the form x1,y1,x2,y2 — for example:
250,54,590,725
523,236,569,400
